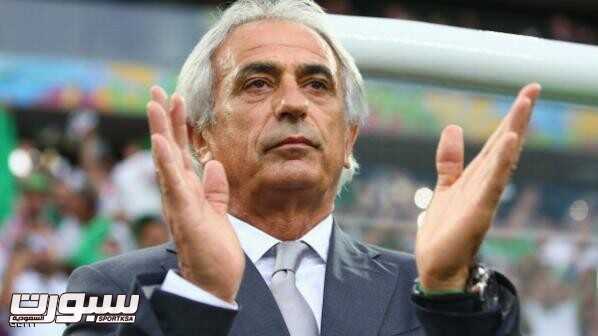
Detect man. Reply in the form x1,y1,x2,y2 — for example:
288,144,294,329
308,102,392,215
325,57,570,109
64,0,542,335
132,215,169,249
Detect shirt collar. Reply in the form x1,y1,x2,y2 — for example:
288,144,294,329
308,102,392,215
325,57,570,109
300,214,333,262
227,213,333,264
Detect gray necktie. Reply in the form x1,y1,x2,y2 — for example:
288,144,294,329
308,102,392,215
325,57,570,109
270,241,319,336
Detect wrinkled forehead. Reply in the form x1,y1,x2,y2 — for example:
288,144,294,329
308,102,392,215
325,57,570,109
212,19,340,79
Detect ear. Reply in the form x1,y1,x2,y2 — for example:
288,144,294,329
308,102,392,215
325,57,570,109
343,124,359,168
188,123,213,165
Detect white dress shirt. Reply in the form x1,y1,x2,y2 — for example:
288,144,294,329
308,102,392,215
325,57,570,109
161,213,334,331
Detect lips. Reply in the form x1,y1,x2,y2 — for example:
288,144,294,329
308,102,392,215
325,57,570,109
269,136,317,151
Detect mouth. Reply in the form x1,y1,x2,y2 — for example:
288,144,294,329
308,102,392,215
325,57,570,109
269,136,318,151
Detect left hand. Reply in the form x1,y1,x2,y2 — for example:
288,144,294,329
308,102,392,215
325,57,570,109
415,83,542,292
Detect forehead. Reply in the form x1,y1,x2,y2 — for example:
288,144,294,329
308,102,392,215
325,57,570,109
214,19,339,74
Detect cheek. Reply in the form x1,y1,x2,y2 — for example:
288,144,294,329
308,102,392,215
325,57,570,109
322,110,349,151
213,102,268,160
331,129,350,160
316,124,349,175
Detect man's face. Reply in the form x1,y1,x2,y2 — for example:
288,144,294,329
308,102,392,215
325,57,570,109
195,20,358,197
138,221,169,249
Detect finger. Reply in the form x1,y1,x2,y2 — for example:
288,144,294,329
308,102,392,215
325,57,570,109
147,101,173,140
480,83,541,158
170,94,195,170
505,99,531,175
479,131,519,209
170,94,188,148
476,96,529,164
435,125,464,190
150,85,169,111
495,84,541,160
202,160,229,216
152,134,186,205
148,86,176,146
504,83,541,144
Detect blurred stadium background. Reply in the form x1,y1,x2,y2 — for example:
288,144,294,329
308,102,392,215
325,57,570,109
0,0,597,335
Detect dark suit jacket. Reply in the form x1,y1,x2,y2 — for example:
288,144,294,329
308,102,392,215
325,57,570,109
64,222,520,336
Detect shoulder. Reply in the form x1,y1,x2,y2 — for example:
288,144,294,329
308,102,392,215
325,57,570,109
368,243,416,263
354,237,419,281
67,242,174,292
333,223,418,279
372,244,417,275
90,242,172,277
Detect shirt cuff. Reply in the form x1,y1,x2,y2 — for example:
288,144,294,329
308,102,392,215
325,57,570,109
161,269,238,310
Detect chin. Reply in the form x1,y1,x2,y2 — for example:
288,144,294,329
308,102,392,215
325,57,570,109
264,162,323,190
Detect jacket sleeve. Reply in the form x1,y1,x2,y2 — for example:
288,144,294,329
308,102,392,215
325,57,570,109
63,265,238,336
411,272,520,336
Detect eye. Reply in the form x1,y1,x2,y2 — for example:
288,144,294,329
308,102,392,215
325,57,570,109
245,79,270,90
307,80,328,91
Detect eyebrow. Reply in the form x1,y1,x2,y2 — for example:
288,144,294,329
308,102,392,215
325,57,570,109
295,64,335,85
234,61,282,85
231,61,337,93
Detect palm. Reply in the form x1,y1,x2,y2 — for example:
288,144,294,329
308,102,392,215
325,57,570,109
415,83,542,291
147,86,244,303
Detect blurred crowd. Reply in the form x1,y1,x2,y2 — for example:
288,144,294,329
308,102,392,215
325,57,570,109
0,111,169,336
0,109,596,335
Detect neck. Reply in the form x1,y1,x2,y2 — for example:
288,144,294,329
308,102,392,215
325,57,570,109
229,185,335,240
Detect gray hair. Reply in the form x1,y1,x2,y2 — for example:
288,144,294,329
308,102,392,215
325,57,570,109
176,0,368,195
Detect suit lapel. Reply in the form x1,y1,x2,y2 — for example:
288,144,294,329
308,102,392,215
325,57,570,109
320,223,399,336
230,255,289,336
163,243,289,336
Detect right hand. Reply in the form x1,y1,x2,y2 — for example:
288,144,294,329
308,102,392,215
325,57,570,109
147,85,245,304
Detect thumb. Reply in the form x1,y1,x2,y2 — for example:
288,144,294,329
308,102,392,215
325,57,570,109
435,125,464,190
202,160,229,215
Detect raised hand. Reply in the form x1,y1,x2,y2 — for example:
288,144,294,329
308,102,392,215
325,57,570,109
415,83,542,291
147,85,244,303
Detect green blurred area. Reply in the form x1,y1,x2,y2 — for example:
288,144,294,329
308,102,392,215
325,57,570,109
0,107,16,226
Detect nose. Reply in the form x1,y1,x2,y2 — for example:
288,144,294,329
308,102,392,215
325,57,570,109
272,77,308,122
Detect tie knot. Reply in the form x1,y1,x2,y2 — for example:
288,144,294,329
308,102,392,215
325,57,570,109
274,241,309,274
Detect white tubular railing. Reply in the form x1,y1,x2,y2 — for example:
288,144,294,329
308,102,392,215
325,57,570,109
328,15,598,106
